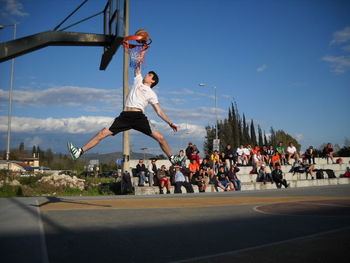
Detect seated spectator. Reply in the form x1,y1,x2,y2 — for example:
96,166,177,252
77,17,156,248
236,145,249,166
286,142,299,164
188,159,200,182
276,142,287,165
173,165,194,194
157,165,171,194
257,164,273,183
271,164,289,188
304,146,316,164
227,165,241,191
210,150,220,173
253,151,264,170
136,159,148,186
261,145,269,164
267,145,275,165
189,149,201,165
243,146,252,165
176,150,187,167
224,144,235,169
323,143,335,164
342,167,350,178
290,160,315,179
193,168,207,192
270,151,281,168
216,166,235,191
251,144,260,155
200,158,214,184
147,158,158,186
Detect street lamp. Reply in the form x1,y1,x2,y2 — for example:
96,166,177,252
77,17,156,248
0,24,17,165
198,83,218,140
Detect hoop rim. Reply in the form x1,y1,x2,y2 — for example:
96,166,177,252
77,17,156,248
123,35,152,49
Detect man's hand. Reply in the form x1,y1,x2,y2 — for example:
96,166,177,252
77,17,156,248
169,122,178,132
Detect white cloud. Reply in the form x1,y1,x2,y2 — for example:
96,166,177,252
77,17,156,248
0,86,122,107
322,55,350,74
256,64,267,72
330,26,350,45
0,116,114,134
0,0,28,17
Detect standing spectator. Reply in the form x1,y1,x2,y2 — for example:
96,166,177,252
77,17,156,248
224,144,236,168
286,142,299,164
176,150,187,167
216,166,235,191
304,146,316,164
227,165,241,191
173,165,194,193
276,142,287,165
185,142,194,159
271,164,289,188
323,143,335,164
193,168,207,192
147,158,158,186
136,159,147,186
157,165,171,194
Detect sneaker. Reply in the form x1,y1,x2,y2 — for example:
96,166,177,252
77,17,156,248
169,155,179,165
67,142,83,160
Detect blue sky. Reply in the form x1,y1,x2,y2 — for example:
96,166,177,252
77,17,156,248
0,0,349,156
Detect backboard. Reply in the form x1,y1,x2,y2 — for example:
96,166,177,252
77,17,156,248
100,0,125,70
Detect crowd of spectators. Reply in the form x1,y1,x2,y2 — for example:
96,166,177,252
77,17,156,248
133,141,342,194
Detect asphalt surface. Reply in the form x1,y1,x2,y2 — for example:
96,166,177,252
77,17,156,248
1,185,350,263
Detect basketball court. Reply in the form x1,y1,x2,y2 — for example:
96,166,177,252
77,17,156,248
1,184,349,263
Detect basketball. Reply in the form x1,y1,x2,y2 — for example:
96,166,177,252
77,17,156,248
135,29,150,43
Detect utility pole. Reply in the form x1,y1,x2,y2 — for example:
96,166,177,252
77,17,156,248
122,0,130,173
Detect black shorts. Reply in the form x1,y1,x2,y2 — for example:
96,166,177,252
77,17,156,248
109,111,153,136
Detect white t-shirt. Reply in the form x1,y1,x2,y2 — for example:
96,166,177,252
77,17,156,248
125,74,158,112
287,146,297,154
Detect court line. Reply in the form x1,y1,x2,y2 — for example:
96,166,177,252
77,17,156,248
36,200,50,263
253,201,350,218
170,226,350,263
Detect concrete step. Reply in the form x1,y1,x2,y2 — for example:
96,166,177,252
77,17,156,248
134,178,350,195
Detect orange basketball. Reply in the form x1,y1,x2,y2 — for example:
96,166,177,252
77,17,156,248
135,29,150,43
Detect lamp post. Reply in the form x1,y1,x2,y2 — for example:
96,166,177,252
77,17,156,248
198,83,218,140
0,24,16,166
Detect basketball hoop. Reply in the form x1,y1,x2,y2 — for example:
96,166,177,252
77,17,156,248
123,34,152,69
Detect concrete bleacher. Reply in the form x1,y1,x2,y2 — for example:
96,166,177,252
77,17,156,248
130,157,350,196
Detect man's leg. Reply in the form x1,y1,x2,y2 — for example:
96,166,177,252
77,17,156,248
82,128,113,152
150,131,172,157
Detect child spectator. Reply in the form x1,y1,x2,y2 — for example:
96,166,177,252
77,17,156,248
188,159,200,182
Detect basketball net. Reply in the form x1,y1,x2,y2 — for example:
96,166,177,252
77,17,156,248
123,35,151,69
128,45,148,69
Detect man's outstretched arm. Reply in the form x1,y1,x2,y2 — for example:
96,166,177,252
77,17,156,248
152,103,178,132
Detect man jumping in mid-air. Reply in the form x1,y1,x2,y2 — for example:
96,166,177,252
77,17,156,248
67,60,179,165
